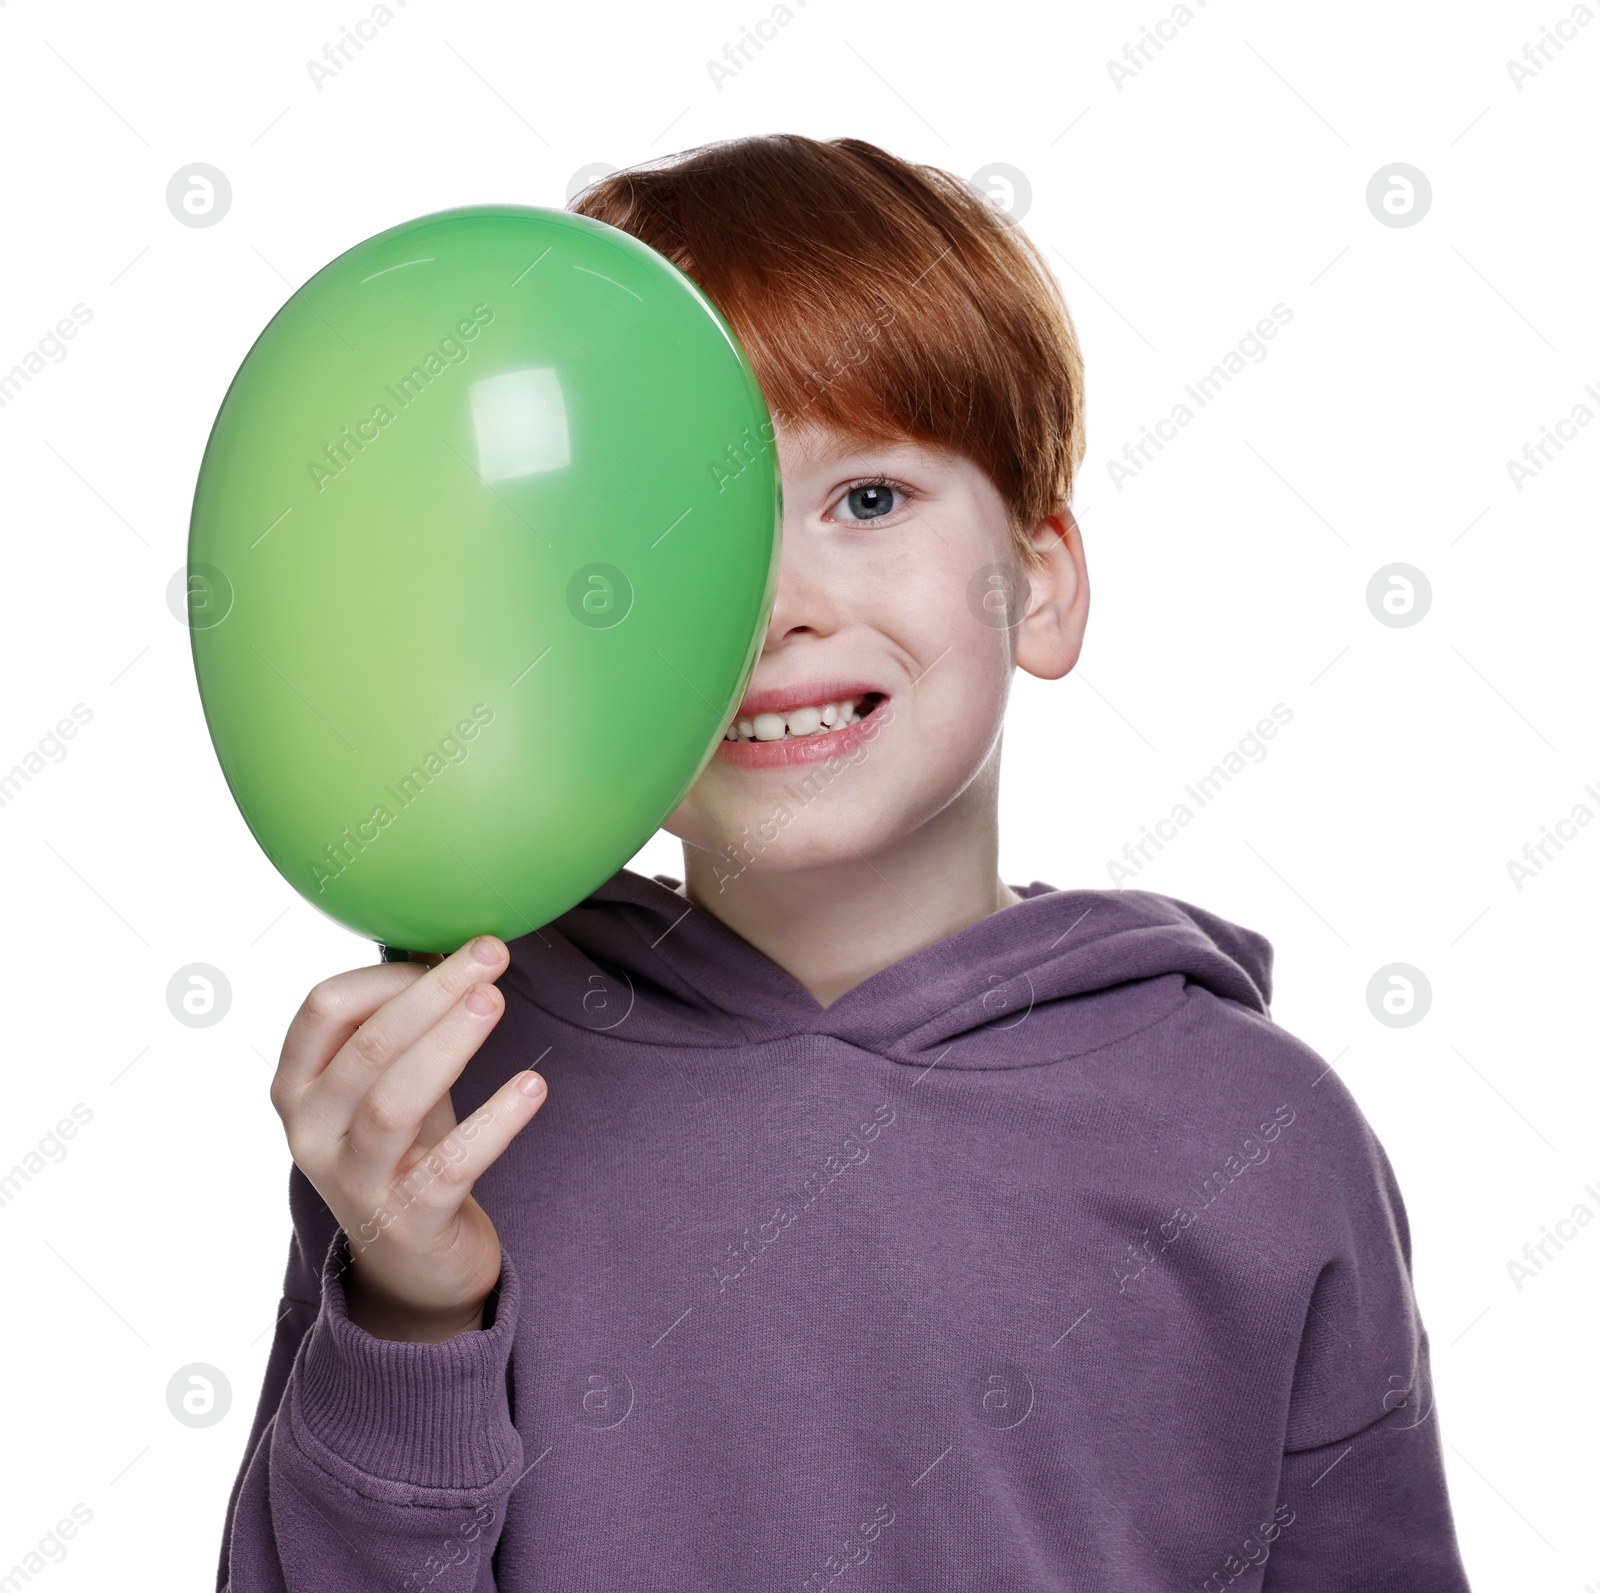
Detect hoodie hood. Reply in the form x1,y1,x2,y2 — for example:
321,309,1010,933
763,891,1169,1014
502,867,1273,1067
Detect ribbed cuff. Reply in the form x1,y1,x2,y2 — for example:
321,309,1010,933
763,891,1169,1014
292,1227,521,1490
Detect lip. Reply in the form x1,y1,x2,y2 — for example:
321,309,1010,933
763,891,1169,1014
716,683,892,771
733,679,887,720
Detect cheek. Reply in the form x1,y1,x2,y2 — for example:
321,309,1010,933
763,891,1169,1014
916,593,1014,732
890,553,1002,651
856,560,1012,745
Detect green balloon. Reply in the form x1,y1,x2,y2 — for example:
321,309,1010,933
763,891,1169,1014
187,205,780,953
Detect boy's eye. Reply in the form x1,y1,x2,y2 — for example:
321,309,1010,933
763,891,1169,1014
828,479,912,523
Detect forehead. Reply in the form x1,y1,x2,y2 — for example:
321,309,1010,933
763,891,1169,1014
776,421,960,476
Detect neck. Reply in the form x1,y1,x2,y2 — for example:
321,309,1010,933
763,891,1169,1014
677,771,1021,1009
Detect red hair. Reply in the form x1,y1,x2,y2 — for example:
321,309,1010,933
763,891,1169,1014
569,135,1086,565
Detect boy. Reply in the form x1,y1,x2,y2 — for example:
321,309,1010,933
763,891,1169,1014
218,135,1473,1590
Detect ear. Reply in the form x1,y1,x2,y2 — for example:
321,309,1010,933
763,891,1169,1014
1013,507,1089,681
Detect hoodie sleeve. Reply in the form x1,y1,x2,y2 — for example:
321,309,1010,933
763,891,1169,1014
217,1163,525,1592
1260,1074,1472,1592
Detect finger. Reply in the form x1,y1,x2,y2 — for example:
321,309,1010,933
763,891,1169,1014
341,980,508,1172
403,1068,549,1210
417,1088,459,1148
274,960,426,1112
317,935,508,1119
393,1092,462,1180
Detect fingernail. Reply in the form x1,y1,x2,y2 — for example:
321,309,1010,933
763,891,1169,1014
465,985,496,1016
471,935,501,964
518,1071,545,1097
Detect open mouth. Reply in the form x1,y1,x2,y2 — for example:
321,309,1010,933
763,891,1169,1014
723,691,889,745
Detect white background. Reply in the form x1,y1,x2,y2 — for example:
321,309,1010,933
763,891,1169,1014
0,0,1595,1587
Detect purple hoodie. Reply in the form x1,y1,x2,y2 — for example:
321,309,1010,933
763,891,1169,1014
218,869,1472,1591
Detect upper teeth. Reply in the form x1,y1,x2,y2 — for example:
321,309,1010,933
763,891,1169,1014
725,696,869,742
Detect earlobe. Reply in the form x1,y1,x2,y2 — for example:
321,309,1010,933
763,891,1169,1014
1014,508,1088,682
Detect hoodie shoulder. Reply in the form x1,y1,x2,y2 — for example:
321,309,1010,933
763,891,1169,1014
874,882,1278,1067
1111,887,1276,1011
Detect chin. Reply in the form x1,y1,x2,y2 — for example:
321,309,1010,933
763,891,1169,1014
673,797,900,882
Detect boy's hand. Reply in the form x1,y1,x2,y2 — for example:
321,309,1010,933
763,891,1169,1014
271,935,546,1343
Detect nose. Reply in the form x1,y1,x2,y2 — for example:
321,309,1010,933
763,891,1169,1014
760,494,841,647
